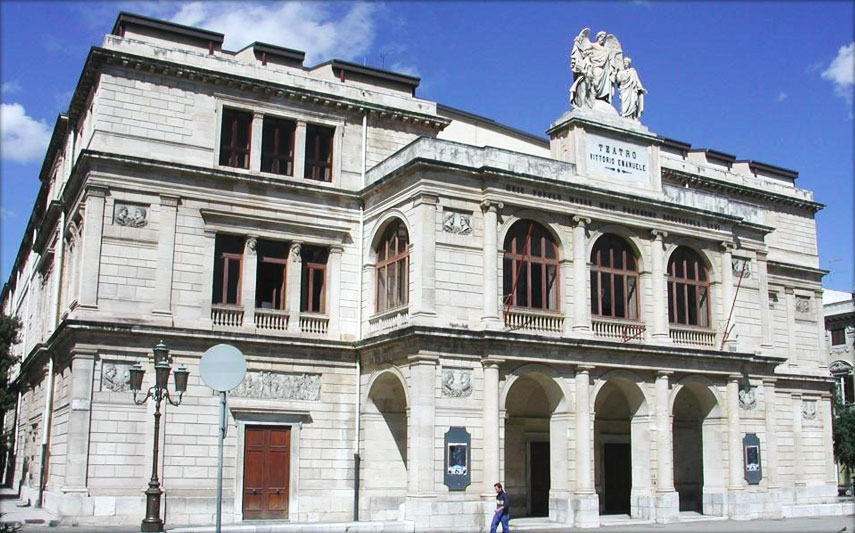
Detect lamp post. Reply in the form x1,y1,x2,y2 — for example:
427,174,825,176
129,341,189,533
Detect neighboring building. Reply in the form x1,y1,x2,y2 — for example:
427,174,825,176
0,12,847,529
823,289,855,494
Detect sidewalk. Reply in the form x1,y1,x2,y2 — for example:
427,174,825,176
0,489,59,529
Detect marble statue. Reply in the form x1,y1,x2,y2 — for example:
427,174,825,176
616,57,646,120
570,28,646,121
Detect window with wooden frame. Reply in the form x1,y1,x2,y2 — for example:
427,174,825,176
375,220,409,313
219,108,252,169
213,234,245,305
502,220,559,311
590,234,639,320
255,239,289,310
261,117,296,176
667,246,710,327
304,124,334,181
831,327,847,346
300,246,329,313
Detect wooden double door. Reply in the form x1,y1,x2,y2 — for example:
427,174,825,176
243,426,290,519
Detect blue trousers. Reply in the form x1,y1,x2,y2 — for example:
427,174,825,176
489,511,509,533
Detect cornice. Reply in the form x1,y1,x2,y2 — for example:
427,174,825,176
68,47,450,130
662,166,823,213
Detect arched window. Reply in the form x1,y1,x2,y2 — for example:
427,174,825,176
667,247,710,327
830,360,854,405
502,220,559,311
376,220,409,313
590,234,639,320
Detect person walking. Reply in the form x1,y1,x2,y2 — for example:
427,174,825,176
490,482,510,533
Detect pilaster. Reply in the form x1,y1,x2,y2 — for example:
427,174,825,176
294,120,307,179
762,378,778,488
650,230,670,342
480,201,502,327
791,393,805,491
481,358,502,494
327,245,343,337
726,375,743,492
61,349,96,493
287,242,302,332
573,364,599,528
654,371,679,522
249,112,263,172
78,186,107,309
756,252,773,350
152,195,180,317
407,354,438,496
720,242,736,350
410,194,438,322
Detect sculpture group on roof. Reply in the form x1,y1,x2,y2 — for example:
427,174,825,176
570,28,646,121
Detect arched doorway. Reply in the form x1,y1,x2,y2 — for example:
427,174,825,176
672,381,723,515
503,370,568,518
593,377,650,517
361,371,408,520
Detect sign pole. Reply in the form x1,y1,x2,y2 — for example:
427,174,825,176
216,390,227,533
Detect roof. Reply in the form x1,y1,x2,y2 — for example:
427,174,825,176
112,12,224,45
313,59,420,90
238,42,306,64
437,104,549,147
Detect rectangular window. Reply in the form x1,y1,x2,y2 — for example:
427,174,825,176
300,246,328,313
304,124,334,181
831,328,846,346
255,240,289,310
261,117,296,175
213,234,245,305
219,108,252,169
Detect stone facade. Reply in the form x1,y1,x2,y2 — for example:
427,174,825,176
0,13,846,530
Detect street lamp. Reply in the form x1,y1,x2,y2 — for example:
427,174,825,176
129,341,189,533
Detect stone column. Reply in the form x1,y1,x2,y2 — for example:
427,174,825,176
241,236,258,328
720,243,736,349
571,217,591,333
78,186,107,309
326,245,343,338
791,394,805,496
551,410,572,524
655,371,679,522
287,242,302,332
249,112,263,172
294,120,307,179
61,349,96,494
407,355,437,495
411,194,438,322
574,365,598,527
726,375,743,492
481,201,502,327
482,359,501,493
650,230,669,342
762,379,778,489
153,195,180,317
756,253,773,350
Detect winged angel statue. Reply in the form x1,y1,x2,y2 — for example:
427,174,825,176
570,29,646,120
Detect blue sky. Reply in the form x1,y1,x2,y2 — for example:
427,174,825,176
1,1,853,291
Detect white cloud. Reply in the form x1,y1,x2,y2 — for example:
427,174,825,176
169,1,379,64
777,91,788,102
1,80,21,94
821,42,854,107
0,207,15,221
0,103,51,164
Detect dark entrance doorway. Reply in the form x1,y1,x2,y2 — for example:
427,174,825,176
243,426,290,519
528,441,550,516
602,442,631,515
674,421,703,512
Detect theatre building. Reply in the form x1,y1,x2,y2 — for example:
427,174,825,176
1,12,849,530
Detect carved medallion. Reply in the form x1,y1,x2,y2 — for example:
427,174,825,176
231,371,321,401
114,203,148,227
795,295,811,316
441,369,473,398
102,361,132,392
738,387,757,410
802,399,817,420
442,212,472,235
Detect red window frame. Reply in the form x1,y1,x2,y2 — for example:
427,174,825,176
590,234,639,320
502,221,560,311
261,117,296,176
667,247,710,327
304,124,334,182
219,108,252,169
301,247,328,313
213,235,244,305
375,221,409,313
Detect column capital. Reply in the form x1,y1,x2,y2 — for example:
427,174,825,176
656,370,674,379
571,215,591,227
329,244,344,255
727,374,742,384
408,353,439,365
755,250,768,261
762,377,777,386
650,229,668,241
790,392,802,400
482,357,505,368
289,241,303,262
719,240,736,252
245,235,258,256
480,199,503,213
784,286,795,295
83,184,109,199
159,194,181,208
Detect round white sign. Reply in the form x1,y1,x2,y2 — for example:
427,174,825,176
199,344,247,392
